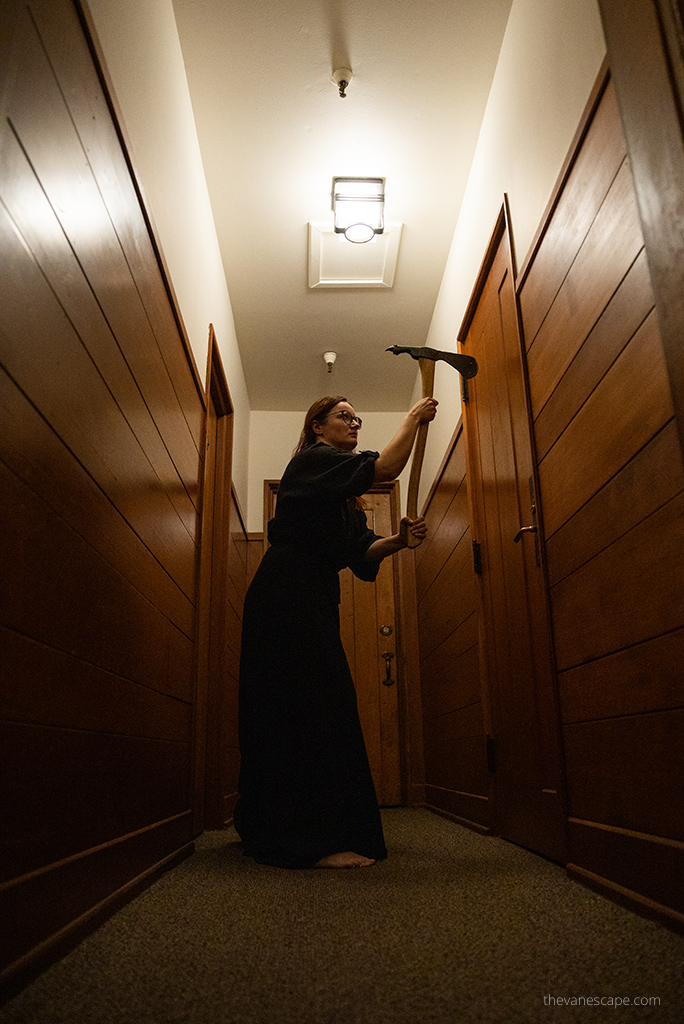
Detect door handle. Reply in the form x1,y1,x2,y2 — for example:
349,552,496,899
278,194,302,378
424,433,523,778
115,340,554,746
513,525,538,543
381,651,395,687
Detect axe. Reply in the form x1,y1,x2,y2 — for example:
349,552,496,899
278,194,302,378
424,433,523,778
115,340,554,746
386,345,479,548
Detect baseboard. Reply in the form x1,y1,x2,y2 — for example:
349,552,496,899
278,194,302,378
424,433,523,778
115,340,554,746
1,841,194,1005
567,863,684,935
423,784,491,832
422,803,492,836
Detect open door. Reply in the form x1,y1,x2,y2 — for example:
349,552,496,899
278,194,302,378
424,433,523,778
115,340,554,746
459,203,567,862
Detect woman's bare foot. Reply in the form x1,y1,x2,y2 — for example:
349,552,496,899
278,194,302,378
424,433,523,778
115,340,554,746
315,851,376,868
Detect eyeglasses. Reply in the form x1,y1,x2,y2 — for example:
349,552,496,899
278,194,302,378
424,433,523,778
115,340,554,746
329,410,363,429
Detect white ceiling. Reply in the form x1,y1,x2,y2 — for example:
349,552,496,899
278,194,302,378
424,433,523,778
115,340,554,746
172,0,513,411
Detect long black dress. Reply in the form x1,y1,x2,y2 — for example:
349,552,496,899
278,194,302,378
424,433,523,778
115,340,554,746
233,441,388,867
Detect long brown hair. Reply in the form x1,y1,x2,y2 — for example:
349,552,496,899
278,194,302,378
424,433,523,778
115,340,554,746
294,395,348,454
294,395,366,510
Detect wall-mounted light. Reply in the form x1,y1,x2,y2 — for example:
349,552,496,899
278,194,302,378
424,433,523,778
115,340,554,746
332,177,385,244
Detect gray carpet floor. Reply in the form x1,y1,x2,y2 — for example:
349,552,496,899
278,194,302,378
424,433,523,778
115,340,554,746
1,808,682,1024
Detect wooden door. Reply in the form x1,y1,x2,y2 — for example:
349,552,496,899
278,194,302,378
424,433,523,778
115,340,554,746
459,205,566,862
339,488,402,806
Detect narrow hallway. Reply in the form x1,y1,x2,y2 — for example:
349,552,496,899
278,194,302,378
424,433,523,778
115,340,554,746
2,809,681,1024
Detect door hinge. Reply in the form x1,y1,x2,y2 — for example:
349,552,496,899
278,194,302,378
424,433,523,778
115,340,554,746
486,734,496,773
472,539,482,575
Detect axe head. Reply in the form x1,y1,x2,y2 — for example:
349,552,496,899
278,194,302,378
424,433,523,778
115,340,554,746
386,344,478,380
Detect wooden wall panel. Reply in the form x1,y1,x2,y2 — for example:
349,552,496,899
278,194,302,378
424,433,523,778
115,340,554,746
558,628,684,723
417,425,490,830
533,249,654,463
551,492,684,669
563,710,684,844
545,422,683,588
517,69,684,923
2,725,190,881
538,310,673,538
519,81,626,343
1,814,192,977
0,0,206,988
0,463,194,701
525,159,644,418
26,0,204,460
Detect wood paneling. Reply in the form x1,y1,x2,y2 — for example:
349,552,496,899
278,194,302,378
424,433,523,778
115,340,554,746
518,76,626,341
517,65,684,922
533,248,654,464
28,0,204,454
0,369,195,638
538,311,674,538
420,617,479,722
563,709,684,841
417,425,489,830
417,533,476,657
0,0,208,987
545,421,683,588
526,159,645,420
0,463,194,700
558,628,684,724
551,492,684,670
1,815,193,984
598,0,684,463
423,705,489,799
1,724,191,882
567,819,684,919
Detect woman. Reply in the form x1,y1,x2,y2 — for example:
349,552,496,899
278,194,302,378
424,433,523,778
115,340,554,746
234,394,437,869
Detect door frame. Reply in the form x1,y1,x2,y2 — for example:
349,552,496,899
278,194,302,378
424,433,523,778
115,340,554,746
192,325,234,833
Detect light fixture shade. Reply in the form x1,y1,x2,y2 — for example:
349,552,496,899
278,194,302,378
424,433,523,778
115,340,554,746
332,177,385,243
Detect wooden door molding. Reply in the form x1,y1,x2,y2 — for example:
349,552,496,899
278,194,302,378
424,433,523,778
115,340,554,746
598,0,684,463
193,325,234,832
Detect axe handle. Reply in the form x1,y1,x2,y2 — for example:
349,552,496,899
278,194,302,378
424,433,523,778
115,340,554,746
405,358,435,548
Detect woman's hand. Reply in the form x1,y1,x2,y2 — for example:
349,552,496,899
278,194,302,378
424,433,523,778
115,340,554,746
408,398,438,423
363,517,428,560
373,398,438,483
399,515,428,547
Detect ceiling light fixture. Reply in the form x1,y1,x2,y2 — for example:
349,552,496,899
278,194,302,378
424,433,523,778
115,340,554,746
332,177,385,244
331,68,352,99
323,350,337,373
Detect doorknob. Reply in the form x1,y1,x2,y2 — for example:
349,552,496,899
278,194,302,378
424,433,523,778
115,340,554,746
381,651,395,687
513,476,542,566
513,525,538,543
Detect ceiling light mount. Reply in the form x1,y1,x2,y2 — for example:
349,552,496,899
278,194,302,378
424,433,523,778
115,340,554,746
332,177,385,244
331,68,352,99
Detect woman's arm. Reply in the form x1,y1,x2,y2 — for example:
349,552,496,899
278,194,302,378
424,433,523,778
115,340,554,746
363,516,428,560
373,398,438,483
